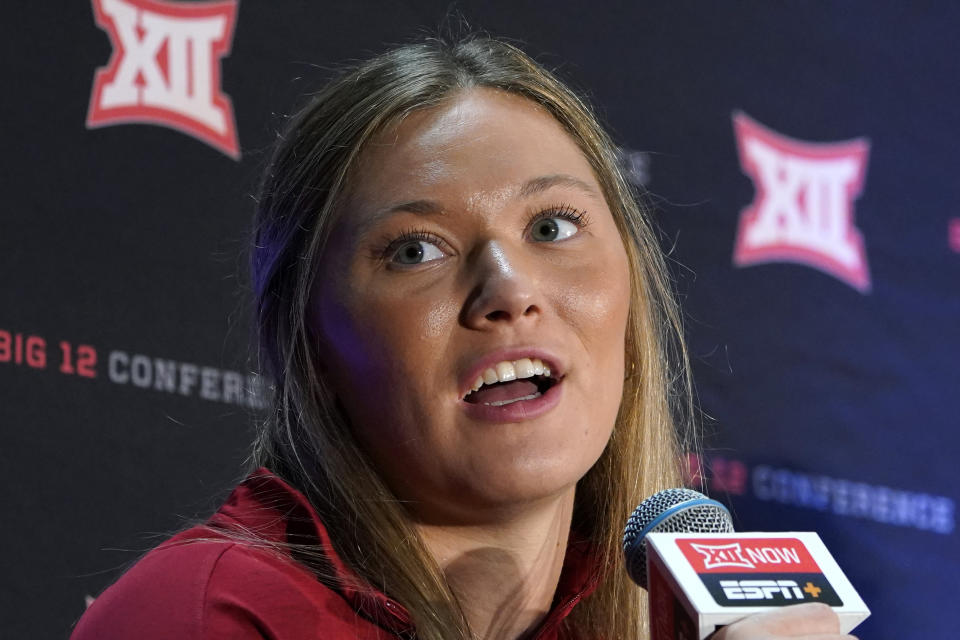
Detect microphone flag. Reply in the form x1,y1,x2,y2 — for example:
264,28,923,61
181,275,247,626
645,531,869,640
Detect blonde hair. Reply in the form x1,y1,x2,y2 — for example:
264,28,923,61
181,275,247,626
250,35,694,639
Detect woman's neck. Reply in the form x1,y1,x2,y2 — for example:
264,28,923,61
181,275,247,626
415,489,576,640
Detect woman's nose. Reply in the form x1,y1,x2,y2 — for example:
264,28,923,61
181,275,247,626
461,240,542,329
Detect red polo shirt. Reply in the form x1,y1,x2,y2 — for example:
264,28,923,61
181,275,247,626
71,469,601,639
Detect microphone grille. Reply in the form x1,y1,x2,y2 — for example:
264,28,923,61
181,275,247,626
622,487,733,588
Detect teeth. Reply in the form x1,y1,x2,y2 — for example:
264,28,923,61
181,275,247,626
514,358,534,378
495,361,516,382
467,358,554,394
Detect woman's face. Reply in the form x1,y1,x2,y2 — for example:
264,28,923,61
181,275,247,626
312,88,632,523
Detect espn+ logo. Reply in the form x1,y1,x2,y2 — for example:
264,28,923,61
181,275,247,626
717,579,820,602
678,538,842,607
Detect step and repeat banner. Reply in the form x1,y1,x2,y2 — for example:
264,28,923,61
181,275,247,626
2,2,956,638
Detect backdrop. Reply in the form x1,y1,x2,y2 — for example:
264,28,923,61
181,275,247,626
2,2,957,638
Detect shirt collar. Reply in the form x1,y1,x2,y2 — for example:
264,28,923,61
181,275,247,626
212,467,602,636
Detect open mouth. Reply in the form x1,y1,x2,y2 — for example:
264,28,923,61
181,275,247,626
463,358,560,407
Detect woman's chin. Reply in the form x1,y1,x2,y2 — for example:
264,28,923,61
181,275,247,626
432,457,595,521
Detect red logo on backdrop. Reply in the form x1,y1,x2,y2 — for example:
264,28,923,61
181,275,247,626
87,0,240,159
732,111,870,292
678,538,822,574
949,218,960,253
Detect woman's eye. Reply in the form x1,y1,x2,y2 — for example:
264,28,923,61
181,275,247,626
390,239,445,265
530,217,579,242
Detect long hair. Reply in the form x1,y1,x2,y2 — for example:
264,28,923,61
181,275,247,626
249,35,694,639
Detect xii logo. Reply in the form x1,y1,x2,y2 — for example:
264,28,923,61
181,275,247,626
732,112,870,292
87,0,240,159
690,542,755,570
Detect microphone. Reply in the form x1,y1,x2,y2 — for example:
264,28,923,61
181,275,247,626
622,488,870,640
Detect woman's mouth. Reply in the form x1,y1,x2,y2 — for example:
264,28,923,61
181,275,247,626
463,358,559,407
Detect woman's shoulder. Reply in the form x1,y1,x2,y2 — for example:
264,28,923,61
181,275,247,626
70,470,398,639
71,526,337,639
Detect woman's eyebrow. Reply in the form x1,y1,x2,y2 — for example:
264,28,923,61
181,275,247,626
376,198,445,219
365,173,601,229
517,174,601,200
359,199,445,238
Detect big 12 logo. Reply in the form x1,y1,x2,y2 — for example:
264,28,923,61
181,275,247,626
732,111,871,292
87,0,240,159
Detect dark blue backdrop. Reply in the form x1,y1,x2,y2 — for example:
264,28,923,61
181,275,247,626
1,2,956,637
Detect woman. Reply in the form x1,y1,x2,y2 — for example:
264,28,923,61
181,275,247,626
73,36,853,639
